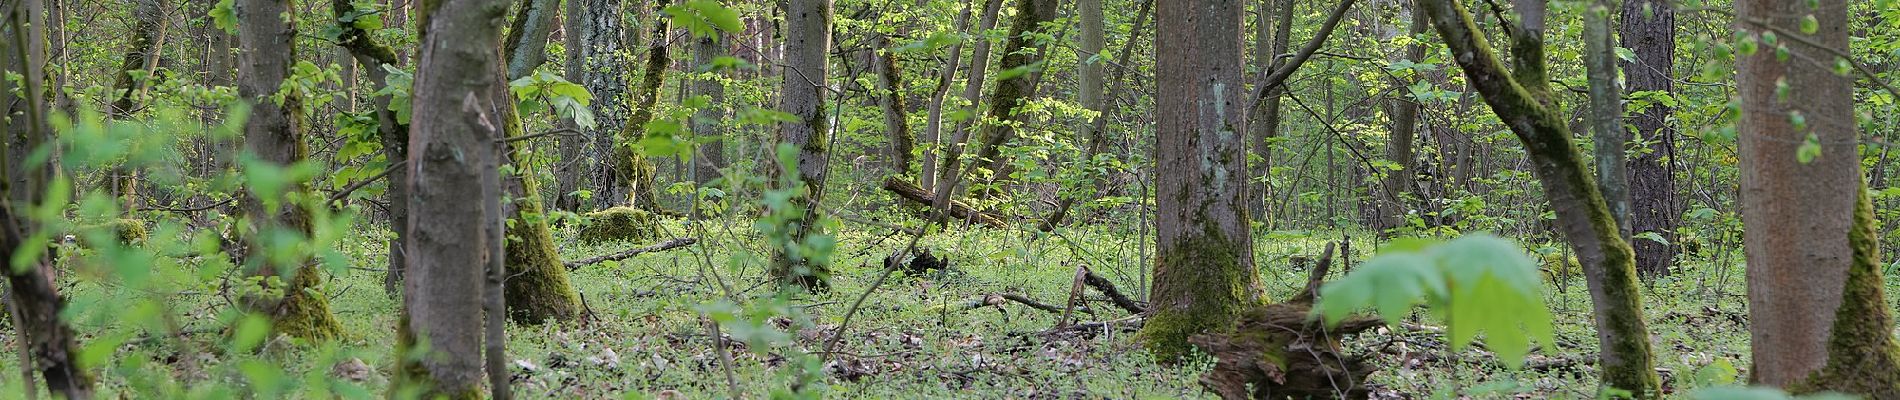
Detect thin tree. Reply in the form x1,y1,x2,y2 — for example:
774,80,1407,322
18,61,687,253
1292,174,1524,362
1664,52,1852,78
770,0,833,290
1736,0,1900,395
1416,0,1660,395
397,0,510,396
1249,0,1290,221
1,0,95,396
690,1,728,192
103,0,168,208
1376,0,1427,233
234,0,344,340
1621,0,1678,277
1139,0,1256,361
1584,0,1630,242
614,2,670,211
926,0,1004,192
330,0,409,296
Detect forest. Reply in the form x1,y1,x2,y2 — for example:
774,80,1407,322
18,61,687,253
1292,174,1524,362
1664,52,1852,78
0,0,1898,398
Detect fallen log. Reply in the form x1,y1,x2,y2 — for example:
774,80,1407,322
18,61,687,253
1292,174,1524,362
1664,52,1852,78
1080,269,1147,314
564,237,699,269
880,177,1008,228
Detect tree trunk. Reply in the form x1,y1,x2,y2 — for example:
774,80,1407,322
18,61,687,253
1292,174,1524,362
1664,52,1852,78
690,7,727,192
946,0,1057,201
1417,0,1660,395
1584,0,1629,243
1,0,96,396
576,0,632,211
1076,0,1103,155
1737,0,1900,394
873,34,913,177
613,3,668,211
234,0,343,341
770,0,833,291
931,0,1005,193
553,0,591,211
1139,0,1256,362
1621,0,1677,278
397,0,509,396
499,0,580,324
1039,0,1152,231
1375,2,1425,233
104,0,169,208
919,0,988,193
331,0,410,299
1249,0,1291,224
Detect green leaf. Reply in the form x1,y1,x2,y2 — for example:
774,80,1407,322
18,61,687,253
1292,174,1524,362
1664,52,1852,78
1797,133,1822,164
232,314,272,353
210,0,238,34
1799,15,1819,35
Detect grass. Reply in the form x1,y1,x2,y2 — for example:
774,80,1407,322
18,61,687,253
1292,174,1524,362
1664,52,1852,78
9,210,1845,399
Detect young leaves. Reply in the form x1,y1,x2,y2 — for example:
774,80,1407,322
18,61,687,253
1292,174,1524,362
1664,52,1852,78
1316,234,1555,366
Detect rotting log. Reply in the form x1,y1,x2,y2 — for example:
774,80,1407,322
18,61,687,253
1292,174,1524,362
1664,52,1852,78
881,177,1007,228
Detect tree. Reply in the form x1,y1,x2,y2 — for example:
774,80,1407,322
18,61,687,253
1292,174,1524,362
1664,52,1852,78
1,0,95,396
1584,0,1629,243
690,2,727,191
557,0,631,212
925,0,1004,193
1139,0,1256,361
1416,0,1660,395
1736,0,1900,395
770,0,833,290
103,0,168,208
330,0,409,296
1376,0,1427,233
1621,0,1678,278
234,0,344,340
1249,0,1290,221
497,0,582,324
397,0,510,396
614,3,670,211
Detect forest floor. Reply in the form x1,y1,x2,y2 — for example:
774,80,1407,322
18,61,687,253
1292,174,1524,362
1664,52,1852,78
19,213,1802,399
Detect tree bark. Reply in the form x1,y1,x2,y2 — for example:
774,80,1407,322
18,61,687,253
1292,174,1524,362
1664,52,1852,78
1417,0,1660,395
1375,1,1426,233
930,0,1005,192
690,6,727,192
1737,0,1900,395
235,0,344,341
873,33,913,177
1585,0,1630,243
770,0,833,291
1039,0,1152,231
103,0,169,208
331,0,410,299
941,0,1057,204
1250,0,1290,223
553,0,592,211
1,0,95,396
398,0,509,396
919,0,984,193
613,3,668,211
498,0,580,324
1139,0,1256,362
573,0,633,211
1621,0,1678,278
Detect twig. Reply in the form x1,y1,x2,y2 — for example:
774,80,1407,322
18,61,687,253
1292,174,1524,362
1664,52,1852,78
562,237,699,269
493,127,582,144
1289,242,1338,304
1080,269,1146,314
326,161,406,204
138,198,234,212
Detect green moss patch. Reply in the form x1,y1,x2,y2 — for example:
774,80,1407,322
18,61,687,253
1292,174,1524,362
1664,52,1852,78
577,207,659,244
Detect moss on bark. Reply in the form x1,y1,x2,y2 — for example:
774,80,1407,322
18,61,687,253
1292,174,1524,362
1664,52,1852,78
502,165,581,324
269,264,343,340
1137,228,1257,362
1788,185,1900,397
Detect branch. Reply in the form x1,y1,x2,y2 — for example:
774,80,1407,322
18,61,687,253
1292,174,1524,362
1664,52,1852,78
327,161,405,204
1081,268,1147,314
138,198,234,212
494,127,581,143
1248,0,1359,111
1695,7,1900,103
563,237,699,270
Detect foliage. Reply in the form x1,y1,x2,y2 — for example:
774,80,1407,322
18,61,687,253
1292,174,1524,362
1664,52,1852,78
1316,234,1555,366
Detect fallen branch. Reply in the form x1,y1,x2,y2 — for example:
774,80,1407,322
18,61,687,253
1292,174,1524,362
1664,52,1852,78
1287,242,1337,304
1080,269,1146,314
880,177,1008,228
563,237,699,269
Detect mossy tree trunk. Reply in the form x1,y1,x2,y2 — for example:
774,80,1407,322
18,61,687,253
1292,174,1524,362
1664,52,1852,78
1417,0,1659,395
1039,0,1151,231
690,7,727,192
615,3,669,211
1736,0,1900,395
1138,0,1258,362
396,0,509,396
1584,0,1630,243
496,0,581,324
234,0,343,341
960,0,1056,187
1248,0,1291,223
1375,2,1426,233
872,33,913,177
1,1,96,395
770,0,833,291
103,0,168,208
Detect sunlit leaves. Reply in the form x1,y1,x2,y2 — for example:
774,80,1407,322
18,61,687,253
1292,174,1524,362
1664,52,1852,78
511,70,597,129
1316,234,1554,366
1797,133,1822,164
664,0,743,40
